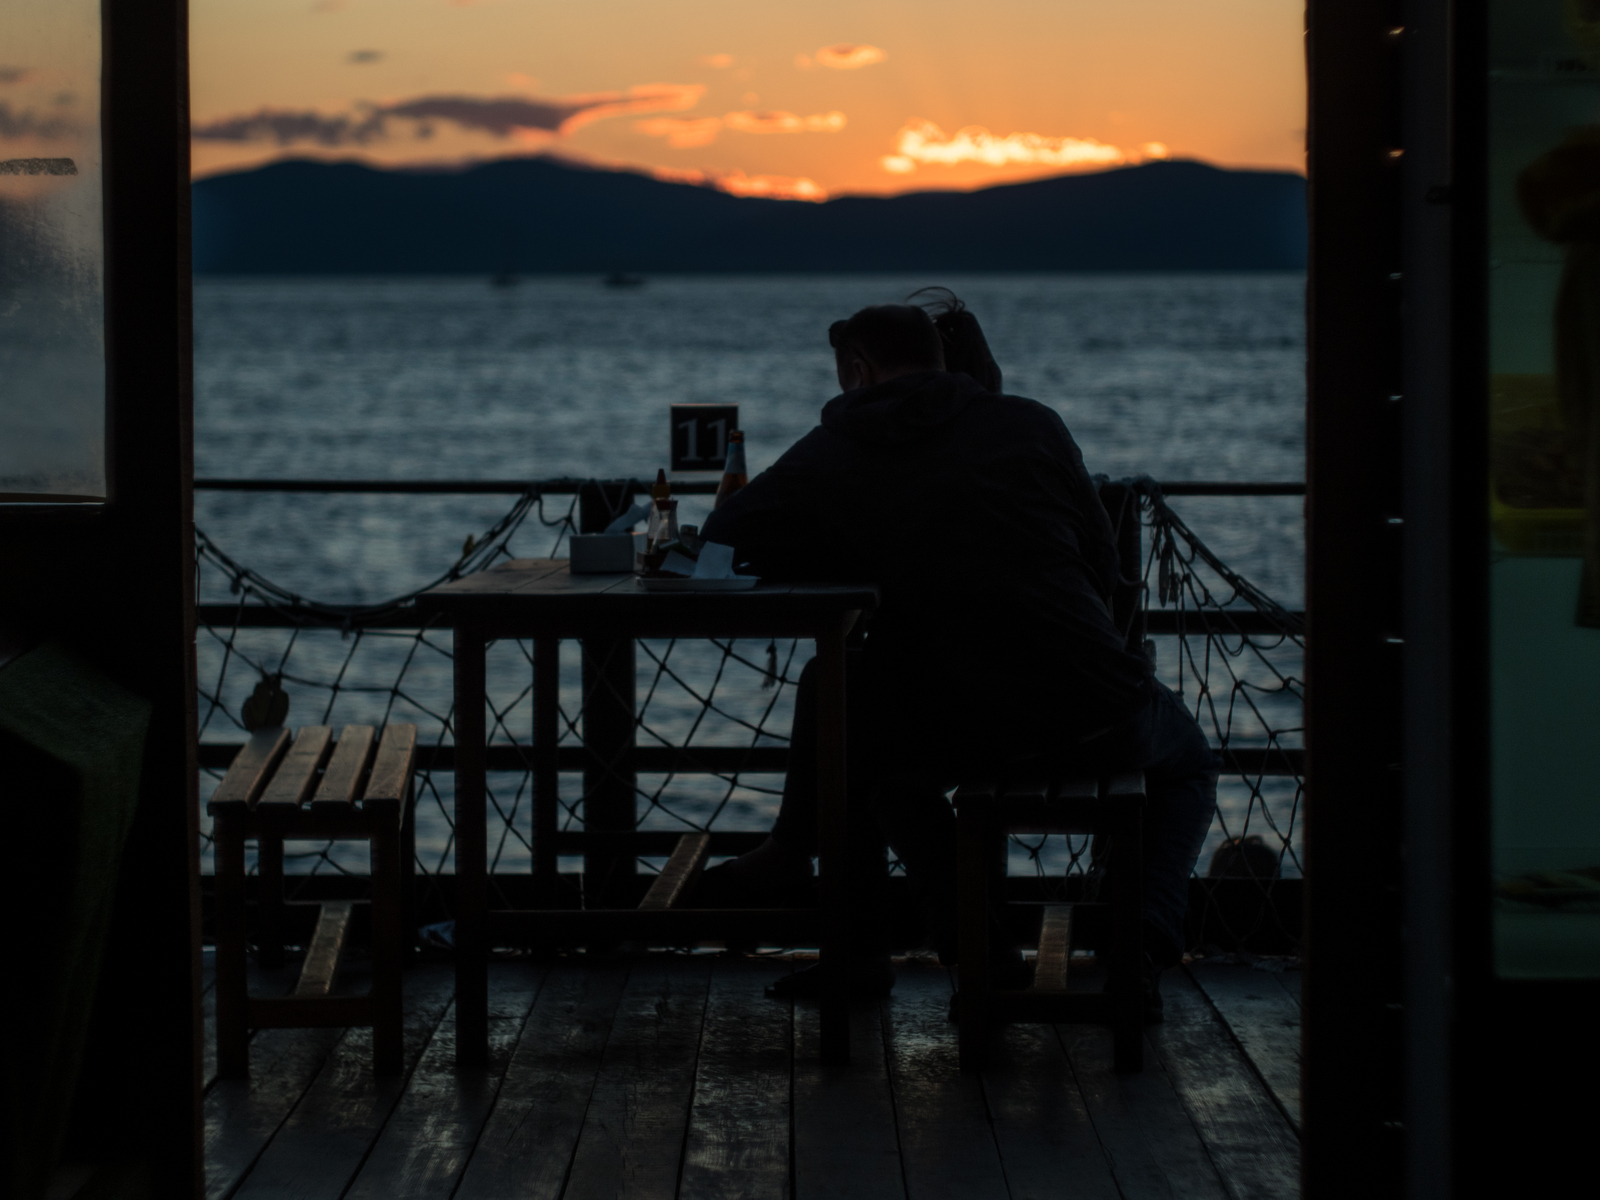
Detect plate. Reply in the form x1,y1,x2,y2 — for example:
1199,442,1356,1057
636,575,760,591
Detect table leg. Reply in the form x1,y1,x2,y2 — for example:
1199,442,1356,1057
815,614,853,1064
532,636,560,883
454,621,489,1068
581,635,636,910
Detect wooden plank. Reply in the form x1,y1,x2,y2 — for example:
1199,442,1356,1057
311,726,375,809
365,723,418,804
1056,1018,1231,1200
679,958,791,1200
793,967,905,1199
209,727,291,809
639,832,711,910
882,963,1009,1200
1186,962,1302,1129
257,725,333,809
293,901,353,998
562,957,714,1200
454,962,631,1200
229,964,458,1200
343,964,544,1200
1033,905,1073,992
1148,970,1301,1199
980,1022,1120,1200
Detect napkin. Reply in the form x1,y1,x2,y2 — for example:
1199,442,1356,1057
693,541,736,580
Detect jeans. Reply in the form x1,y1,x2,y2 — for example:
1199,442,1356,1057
770,658,1218,967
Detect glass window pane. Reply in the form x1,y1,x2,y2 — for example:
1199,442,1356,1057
1489,0,1600,977
0,0,104,501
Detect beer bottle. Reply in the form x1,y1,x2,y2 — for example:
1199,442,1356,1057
646,468,672,548
714,430,748,509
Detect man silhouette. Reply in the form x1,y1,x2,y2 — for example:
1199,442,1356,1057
700,297,1217,1018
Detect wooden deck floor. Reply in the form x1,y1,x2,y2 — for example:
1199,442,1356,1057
201,952,1301,1200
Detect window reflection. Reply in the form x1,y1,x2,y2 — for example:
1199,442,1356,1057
0,0,105,501
1489,0,1600,977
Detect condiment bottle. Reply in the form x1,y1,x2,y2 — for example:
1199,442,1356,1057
714,430,748,510
646,468,672,547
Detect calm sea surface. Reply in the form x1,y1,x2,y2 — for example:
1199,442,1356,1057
193,273,1306,877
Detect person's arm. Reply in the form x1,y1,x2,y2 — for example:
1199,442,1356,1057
700,427,839,577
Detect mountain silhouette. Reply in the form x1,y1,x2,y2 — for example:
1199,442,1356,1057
192,155,1305,274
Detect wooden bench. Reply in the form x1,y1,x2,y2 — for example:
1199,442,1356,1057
209,723,418,1076
954,772,1146,1072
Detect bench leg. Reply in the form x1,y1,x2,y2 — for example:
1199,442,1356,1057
957,807,992,1071
370,819,404,1076
1110,808,1145,1072
215,813,251,1078
257,831,285,969
400,779,417,954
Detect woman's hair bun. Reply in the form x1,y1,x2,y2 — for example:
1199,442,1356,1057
907,287,1002,394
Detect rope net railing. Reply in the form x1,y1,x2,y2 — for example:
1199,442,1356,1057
195,478,1303,954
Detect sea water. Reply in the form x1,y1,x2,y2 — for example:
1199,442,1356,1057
193,273,1306,877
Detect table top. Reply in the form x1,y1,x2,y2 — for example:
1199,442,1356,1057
416,559,878,638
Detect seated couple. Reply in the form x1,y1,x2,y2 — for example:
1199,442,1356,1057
697,290,1218,1020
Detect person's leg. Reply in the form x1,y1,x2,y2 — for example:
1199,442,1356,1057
1132,682,1220,966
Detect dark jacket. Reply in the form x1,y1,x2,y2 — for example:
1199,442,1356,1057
702,370,1151,766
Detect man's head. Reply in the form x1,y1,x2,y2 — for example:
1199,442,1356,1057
829,304,946,392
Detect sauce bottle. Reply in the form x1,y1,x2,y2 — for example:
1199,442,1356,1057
714,431,748,509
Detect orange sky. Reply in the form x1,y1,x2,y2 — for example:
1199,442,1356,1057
188,0,1305,199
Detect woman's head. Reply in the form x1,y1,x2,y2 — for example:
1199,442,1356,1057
908,287,1003,394
828,304,945,391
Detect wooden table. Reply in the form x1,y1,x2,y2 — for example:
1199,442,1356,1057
417,559,878,1066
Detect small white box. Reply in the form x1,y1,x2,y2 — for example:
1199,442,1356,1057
569,534,636,574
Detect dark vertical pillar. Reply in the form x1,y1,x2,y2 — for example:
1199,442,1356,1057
532,636,561,882
1305,2,1408,1196
814,614,851,1064
453,622,489,1067
1400,2,1462,1196
578,483,637,907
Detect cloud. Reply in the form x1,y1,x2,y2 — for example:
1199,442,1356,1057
192,84,707,147
191,107,387,145
698,54,733,68
714,171,827,201
347,50,383,64
882,120,1128,172
0,68,30,85
0,102,79,142
635,116,722,148
811,44,887,70
723,109,845,134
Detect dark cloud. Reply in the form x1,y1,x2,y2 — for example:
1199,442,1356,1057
191,108,387,146
0,67,30,84
383,95,577,136
192,85,707,147
347,50,383,64
0,102,76,141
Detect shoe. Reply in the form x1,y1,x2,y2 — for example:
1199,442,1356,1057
764,958,895,1000
946,951,1035,1022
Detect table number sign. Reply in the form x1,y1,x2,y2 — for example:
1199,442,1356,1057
669,404,739,472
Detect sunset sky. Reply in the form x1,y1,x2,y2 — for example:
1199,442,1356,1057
188,0,1305,200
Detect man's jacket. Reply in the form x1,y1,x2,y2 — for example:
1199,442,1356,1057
701,369,1151,767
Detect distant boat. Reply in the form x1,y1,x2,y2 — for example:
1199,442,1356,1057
491,270,519,288
604,272,646,288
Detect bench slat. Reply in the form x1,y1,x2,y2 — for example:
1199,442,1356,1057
363,724,418,805
311,725,376,810
257,726,333,810
638,833,711,911
1057,777,1098,801
1032,904,1073,992
293,900,353,998
1103,771,1146,801
209,728,291,809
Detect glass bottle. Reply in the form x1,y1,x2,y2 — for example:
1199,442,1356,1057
714,430,749,509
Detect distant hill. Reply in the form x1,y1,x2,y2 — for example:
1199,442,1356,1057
191,155,1306,274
